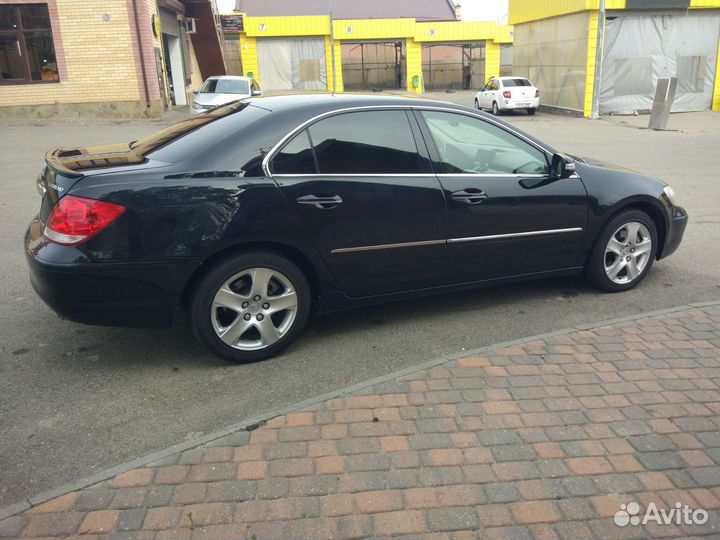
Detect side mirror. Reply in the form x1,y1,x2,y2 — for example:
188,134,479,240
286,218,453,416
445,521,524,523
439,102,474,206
251,89,262,96
192,90,198,95
550,153,576,179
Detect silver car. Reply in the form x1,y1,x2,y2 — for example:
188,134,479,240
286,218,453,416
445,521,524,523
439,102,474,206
191,76,261,115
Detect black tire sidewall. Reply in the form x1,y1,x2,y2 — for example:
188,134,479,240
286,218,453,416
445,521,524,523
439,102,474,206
191,252,311,363
587,210,658,292
492,102,499,115
528,108,536,115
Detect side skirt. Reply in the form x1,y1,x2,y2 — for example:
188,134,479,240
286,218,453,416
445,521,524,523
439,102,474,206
317,267,585,314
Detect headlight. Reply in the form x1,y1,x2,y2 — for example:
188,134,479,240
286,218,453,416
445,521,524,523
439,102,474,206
663,186,679,206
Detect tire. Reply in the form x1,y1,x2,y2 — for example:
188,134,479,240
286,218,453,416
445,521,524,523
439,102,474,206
527,107,536,115
191,252,312,363
474,98,480,110
586,210,658,292
492,101,500,116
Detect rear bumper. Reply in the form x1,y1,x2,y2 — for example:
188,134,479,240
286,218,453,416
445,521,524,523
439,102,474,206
25,216,195,328
658,206,688,260
500,98,540,110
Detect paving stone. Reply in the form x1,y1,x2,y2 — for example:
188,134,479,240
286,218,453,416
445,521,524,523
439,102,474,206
0,516,28,538
117,508,147,532
491,444,537,462
74,488,115,511
427,507,479,532
635,451,688,471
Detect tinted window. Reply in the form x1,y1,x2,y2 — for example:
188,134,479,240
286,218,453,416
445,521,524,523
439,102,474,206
502,78,532,87
421,111,549,175
200,78,250,95
272,130,317,174
308,111,429,174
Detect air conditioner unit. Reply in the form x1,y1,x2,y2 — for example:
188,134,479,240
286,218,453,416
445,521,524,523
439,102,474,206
185,18,197,34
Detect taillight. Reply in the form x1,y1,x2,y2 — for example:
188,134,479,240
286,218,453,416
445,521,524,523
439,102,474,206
502,91,511,99
535,89,540,97
44,195,125,245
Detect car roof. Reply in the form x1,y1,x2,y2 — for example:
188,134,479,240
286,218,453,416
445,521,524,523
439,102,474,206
245,92,467,112
206,75,254,82
497,76,532,81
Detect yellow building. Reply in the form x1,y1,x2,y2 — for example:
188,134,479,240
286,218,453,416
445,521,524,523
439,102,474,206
509,0,720,117
0,0,224,118
221,4,512,95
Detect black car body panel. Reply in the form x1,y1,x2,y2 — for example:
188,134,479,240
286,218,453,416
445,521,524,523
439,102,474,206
25,94,688,329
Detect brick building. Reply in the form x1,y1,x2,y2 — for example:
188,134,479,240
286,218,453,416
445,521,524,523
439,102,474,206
0,0,226,118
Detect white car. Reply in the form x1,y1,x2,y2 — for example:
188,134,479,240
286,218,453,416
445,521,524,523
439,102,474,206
191,76,261,116
475,77,540,116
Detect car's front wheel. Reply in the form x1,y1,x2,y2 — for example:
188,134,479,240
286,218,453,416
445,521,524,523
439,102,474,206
586,210,657,292
474,98,480,109
191,252,311,362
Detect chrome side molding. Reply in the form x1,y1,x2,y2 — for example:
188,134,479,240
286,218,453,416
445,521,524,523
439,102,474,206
332,227,583,254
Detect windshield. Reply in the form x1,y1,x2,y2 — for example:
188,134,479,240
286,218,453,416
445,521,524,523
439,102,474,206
502,78,532,87
199,78,251,95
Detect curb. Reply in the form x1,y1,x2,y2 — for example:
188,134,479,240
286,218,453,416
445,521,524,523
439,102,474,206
2,300,718,522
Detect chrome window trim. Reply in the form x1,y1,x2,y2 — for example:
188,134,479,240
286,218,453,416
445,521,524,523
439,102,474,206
273,173,439,178
261,104,557,178
447,227,584,244
331,227,583,254
331,239,445,254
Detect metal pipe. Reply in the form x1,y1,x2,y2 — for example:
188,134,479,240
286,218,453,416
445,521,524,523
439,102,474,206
329,0,336,93
591,0,606,119
131,0,151,109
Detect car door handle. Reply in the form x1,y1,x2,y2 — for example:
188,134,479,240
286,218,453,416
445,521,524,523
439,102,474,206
451,190,488,204
296,194,343,209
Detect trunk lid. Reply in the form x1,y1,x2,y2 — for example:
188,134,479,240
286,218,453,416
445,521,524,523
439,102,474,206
39,143,145,224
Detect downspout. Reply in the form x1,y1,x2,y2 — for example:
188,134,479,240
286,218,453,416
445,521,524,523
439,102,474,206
591,0,606,119
131,0,151,109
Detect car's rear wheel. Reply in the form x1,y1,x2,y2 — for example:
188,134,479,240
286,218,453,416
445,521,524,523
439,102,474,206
586,210,657,292
191,252,311,362
492,101,500,115
527,107,536,115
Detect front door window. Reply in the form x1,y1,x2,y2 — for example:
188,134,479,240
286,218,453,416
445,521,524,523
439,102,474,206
421,111,549,175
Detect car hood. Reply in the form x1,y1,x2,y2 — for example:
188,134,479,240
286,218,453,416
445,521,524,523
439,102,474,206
194,93,248,107
573,155,643,175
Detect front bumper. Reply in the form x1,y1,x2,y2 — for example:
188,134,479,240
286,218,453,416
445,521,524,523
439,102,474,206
25,216,193,328
658,206,688,260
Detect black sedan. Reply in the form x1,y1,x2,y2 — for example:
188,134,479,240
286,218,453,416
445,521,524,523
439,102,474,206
25,94,688,362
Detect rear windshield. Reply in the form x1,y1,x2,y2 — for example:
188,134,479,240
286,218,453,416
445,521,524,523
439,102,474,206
502,79,532,87
129,101,248,155
200,78,250,95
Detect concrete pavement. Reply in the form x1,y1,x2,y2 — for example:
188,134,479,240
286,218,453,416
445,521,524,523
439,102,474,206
1,105,718,510
1,304,719,539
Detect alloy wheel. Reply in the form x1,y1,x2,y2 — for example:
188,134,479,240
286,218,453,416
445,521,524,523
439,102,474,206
210,267,298,351
604,221,652,284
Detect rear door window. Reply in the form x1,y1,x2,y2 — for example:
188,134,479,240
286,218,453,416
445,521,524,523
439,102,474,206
271,130,318,174
307,110,431,174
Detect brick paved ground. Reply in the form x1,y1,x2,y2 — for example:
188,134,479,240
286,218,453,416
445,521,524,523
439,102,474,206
2,305,720,539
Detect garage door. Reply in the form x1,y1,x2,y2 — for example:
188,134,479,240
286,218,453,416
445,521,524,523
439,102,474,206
256,38,327,91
